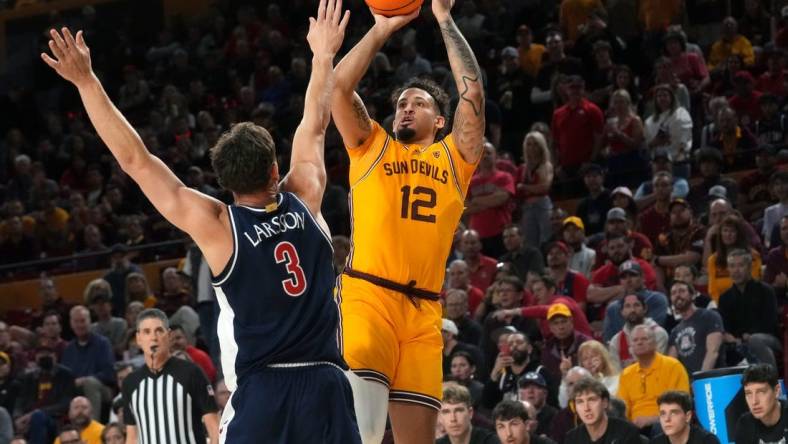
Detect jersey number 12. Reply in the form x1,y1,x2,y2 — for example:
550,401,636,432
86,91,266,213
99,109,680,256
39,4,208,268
274,241,306,297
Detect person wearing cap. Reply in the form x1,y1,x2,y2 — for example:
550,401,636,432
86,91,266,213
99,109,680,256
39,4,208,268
638,171,673,245
442,319,486,382
499,225,545,283
617,325,690,432
14,345,76,444
436,383,497,444
686,147,739,214
565,376,642,444
653,197,705,284
493,273,592,339
84,279,127,356
561,216,596,278
608,293,669,370
601,259,668,342
588,233,658,325
575,162,612,236
610,187,638,222
517,371,557,437
551,75,604,187
516,25,545,78
545,239,591,306
762,170,788,248
540,303,591,385
633,148,689,207
592,207,653,268
644,84,693,178
708,17,755,70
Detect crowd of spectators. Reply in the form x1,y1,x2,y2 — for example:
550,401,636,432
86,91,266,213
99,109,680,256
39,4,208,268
3,0,788,442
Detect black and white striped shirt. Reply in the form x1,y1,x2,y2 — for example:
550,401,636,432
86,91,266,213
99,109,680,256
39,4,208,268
122,357,217,444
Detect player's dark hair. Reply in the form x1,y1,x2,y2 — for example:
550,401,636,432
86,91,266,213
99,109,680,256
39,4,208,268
391,77,450,118
742,363,779,388
210,122,276,194
571,377,610,401
492,400,529,422
657,391,693,413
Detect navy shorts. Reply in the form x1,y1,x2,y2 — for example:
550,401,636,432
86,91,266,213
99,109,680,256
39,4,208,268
220,364,361,444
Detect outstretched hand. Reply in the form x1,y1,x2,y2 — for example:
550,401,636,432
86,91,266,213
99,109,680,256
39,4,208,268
41,28,94,87
432,0,455,20
371,7,419,36
307,0,350,57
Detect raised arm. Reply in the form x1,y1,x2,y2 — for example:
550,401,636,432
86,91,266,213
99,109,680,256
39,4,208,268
41,29,228,265
331,10,418,147
281,0,349,217
433,0,485,164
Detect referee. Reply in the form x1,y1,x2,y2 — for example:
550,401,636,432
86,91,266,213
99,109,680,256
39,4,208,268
122,308,219,444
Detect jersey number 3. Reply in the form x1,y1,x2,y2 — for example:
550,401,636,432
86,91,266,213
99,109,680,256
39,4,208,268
274,241,307,297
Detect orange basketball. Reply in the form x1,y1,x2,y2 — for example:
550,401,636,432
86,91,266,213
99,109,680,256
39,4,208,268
365,0,423,17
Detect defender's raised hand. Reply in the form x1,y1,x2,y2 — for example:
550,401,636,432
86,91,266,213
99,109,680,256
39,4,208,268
307,0,350,57
41,28,94,87
432,0,455,20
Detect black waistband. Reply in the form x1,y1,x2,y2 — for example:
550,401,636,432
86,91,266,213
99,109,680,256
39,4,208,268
343,268,440,302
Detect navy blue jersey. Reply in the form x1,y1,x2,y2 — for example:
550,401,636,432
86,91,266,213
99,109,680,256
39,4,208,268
211,192,345,391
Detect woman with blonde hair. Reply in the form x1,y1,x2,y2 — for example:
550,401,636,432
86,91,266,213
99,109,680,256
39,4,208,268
83,278,112,305
603,89,645,188
124,272,157,308
516,131,554,248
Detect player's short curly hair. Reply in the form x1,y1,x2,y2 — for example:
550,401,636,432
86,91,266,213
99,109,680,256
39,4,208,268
210,122,276,194
390,77,450,118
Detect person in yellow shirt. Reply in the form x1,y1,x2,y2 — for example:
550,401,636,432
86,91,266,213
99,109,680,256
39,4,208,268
708,17,755,70
559,0,604,43
617,325,690,430
707,214,762,302
53,397,104,444
516,25,545,78
330,0,485,442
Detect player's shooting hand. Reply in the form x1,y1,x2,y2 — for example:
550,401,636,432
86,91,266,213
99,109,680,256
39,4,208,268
41,28,95,88
431,0,455,20
307,0,350,57
371,7,419,36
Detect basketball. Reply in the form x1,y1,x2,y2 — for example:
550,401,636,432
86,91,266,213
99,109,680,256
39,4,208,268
365,0,423,17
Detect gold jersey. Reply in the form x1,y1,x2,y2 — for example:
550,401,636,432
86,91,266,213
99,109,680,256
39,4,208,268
345,121,477,293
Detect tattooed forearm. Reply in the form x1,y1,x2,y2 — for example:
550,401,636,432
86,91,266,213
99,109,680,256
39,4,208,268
438,18,484,117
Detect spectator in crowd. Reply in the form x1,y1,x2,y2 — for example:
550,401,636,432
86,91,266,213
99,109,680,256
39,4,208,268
644,84,693,179
608,293,669,370
447,260,485,317
123,273,157,309
169,324,216,383
575,340,619,400
448,351,484,408
735,364,788,444
485,330,548,410
708,17,755,70
561,217,596,278
0,351,19,414
156,267,191,316
592,207,653,268
753,95,786,147
617,325,689,433
60,306,115,420
575,163,612,236
481,276,540,357
53,396,103,444
550,366,590,441
540,303,591,385
687,149,739,214
517,132,554,248
719,249,781,367
708,106,758,168
638,172,674,245
99,423,124,444
498,225,544,283
544,242,589,311
668,280,724,375
652,390,720,444
466,142,516,258
609,187,639,229
702,198,764,267
444,288,483,347
662,32,709,97
756,50,786,97
443,319,485,382
653,198,705,284
551,76,604,186
517,371,557,438
213,379,230,418
602,89,645,188
492,399,555,444
0,216,38,265
764,215,788,300
107,362,132,424
762,171,788,249
633,149,689,206
102,245,142,316
0,323,25,379
436,383,497,444
565,377,641,444
85,279,127,357
739,145,780,222
55,427,84,444
707,215,763,302
14,345,76,444
460,230,499,293
532,30,584,110
516,25,545,78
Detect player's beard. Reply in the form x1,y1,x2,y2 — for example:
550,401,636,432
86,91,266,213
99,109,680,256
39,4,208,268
396,127,417,142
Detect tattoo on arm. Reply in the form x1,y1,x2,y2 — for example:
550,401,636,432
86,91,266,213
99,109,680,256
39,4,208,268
352,95,372,133
439,20,483,117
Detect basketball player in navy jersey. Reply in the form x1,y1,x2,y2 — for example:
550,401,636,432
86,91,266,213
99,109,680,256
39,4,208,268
42,1,361,442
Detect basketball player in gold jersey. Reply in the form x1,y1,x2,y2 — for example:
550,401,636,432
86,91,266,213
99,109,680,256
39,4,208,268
331,0,485,441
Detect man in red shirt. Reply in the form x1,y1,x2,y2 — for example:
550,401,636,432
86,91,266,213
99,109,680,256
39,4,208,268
460,229,499,292
466,142,516,258
545,241,589,312
551,76,604,186
638,171,673,245
729,71,763,128
445,259,485,315
593,207,654,267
